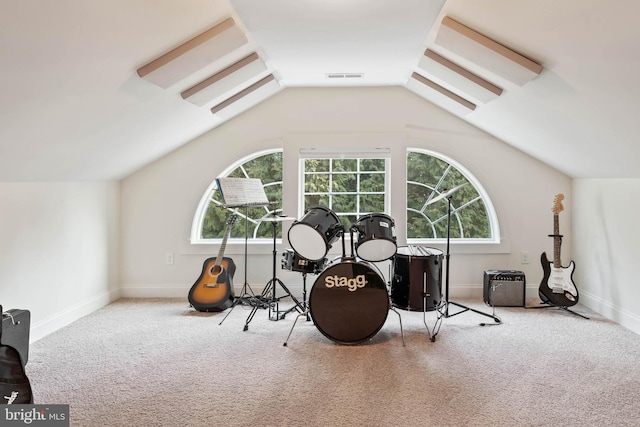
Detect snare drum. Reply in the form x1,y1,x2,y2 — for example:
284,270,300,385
281,248,326,274
390,246,443,311
354,213,397,262
288,206,342,261
309,259,389,344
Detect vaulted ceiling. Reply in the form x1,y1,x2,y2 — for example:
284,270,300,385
2,0,639,181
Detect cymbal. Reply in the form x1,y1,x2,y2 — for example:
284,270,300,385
425,183,468,206
261,215,296,222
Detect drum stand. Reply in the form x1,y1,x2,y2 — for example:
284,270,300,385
429,195,501,341
244,216,304,331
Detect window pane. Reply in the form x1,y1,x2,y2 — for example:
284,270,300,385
333,173,357,192
359,194,385,213
305,194,329,207
407,183,428,211
360,173,384,192
305,173,329,193
360,158,385,171
333,159,357,172
306,159,330,172
333,193,357,213
407,150,491,240
200,151,283,240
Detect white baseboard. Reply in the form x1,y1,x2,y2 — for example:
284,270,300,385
120,284,271,299
31,289,119,343
578,291,640,336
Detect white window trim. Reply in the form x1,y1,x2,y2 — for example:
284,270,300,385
406,147,501,245
190,148,282,245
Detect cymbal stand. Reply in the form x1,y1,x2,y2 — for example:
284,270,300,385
432,196,501,339
244,216,304,331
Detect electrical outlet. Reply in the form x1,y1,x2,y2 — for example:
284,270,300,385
520,251,530,264
165,252,174,265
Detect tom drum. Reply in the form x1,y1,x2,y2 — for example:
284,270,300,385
288,206,342,261
354,213,397,262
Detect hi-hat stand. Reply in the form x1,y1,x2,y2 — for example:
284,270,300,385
244,214,304,331
429,192,501,341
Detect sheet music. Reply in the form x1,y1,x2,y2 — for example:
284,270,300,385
215,177,270,207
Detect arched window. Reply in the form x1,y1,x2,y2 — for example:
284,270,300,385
191,149,283,243
406,149,499,242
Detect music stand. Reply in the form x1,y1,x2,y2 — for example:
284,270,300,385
214,178,271,326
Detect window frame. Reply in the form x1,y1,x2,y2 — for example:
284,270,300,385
406,147,500,245
190,148,283,245
297,149,392,227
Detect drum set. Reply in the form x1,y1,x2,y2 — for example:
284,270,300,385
280,206,448,346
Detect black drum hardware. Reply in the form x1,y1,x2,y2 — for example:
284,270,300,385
243,214,305,331
281,248,326,321
434,187,502,339
214,201,500,345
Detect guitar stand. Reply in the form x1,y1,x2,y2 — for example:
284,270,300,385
526,302,589,319
244,216,304,331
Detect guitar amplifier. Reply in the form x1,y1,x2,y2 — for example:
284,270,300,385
483,270,526,307
1,306,31,367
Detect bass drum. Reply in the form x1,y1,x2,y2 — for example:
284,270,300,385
390,246,443,312
309,259,389,344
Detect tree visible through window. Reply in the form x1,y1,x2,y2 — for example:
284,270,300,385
407,150,491,240
198,150,283,240
302,157,388,230
193,148,497,244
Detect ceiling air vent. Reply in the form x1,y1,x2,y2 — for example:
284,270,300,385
326,73,364,79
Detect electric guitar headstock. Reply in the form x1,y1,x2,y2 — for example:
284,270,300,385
552,193,565,215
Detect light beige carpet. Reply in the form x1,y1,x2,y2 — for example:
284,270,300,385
26,298,640,426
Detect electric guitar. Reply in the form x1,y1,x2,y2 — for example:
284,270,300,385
188,214,237,312
539,194,579,307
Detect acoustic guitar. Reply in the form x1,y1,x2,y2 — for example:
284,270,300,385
539,194,579,307
188,214,237,312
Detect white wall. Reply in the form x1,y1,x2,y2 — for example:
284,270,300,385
573,179,640,334
120,87,571,301
0,182,120,341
